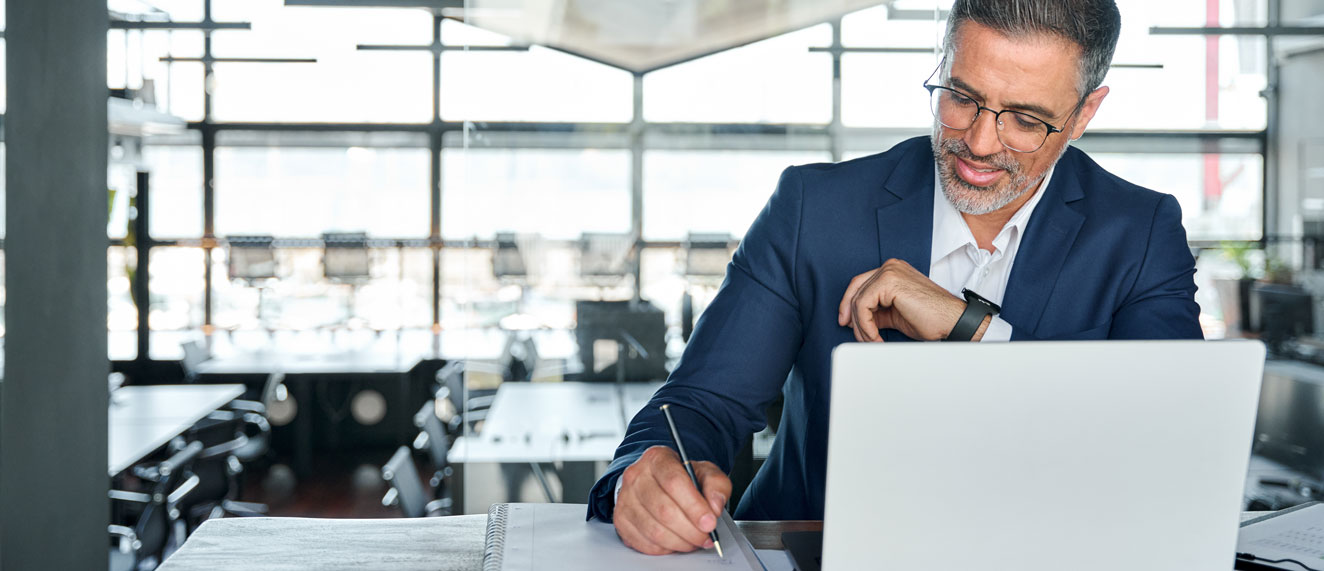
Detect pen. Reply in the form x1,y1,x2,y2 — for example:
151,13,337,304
659,403,724,558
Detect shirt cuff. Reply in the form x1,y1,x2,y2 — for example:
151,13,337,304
979,316,1013,342
614,476,625,504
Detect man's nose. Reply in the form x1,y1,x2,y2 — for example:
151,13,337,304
963,110,1004,158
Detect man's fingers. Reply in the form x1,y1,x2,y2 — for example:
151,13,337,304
838,272,871,326
694,461,732,516
654,464,720,540
614,506,680,555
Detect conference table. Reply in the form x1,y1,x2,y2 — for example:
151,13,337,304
108,384,246,477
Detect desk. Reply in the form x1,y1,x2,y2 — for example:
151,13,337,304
447,382,662,509
157,511,1269,571
108,384,245,477
448,382,663,464
195,349,427,476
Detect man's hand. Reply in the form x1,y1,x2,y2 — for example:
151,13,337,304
837,258,975,342
614,445,731,556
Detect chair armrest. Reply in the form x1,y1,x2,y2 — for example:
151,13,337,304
108,490,153,504
466,395,496,411
382,487,399,508
108,524,140,554
227,399,266,415
167,474,201,506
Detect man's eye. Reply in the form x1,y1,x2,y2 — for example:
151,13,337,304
1012,113,1042,130
950,92,975,105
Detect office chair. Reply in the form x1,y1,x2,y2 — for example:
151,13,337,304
225,372,283,465
226,234,279,331
179,339,210,382
109,441,203,571
412,402,454,509
681,232,734,342
578,232,635,295
381,446,450,518
175,412,267,533
322,232,372,329
434,360,499,435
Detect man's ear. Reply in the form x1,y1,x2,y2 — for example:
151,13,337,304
1069,85,1109,140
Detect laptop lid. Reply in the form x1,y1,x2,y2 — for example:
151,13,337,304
822,340,1265,571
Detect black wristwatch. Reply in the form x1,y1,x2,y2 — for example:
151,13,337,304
945,289,1000,341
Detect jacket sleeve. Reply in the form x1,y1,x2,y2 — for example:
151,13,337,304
1006,193,1203,341
586,167,808,521
1106,193,1203,339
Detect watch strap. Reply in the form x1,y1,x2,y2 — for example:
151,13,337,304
946,289,1000,341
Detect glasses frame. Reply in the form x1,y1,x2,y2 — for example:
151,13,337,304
923,62,1085,154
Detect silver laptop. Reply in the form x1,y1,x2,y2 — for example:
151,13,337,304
822,340,1265,571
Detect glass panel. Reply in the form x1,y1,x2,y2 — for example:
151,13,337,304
0,143,6,239
148,247,205,333
643,25,833,124
841,52,940,128
643,150,831,240
107,246,137,360
439,47,633,123
441,148,631,240
840,3,948,48
0,39,6,115
211,22,433,123
1091,153,1263,241
215,145,430,237
144,143,204,238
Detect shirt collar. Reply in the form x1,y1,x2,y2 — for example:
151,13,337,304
930,164,1056,261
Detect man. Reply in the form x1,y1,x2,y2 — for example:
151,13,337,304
589,0,1203,556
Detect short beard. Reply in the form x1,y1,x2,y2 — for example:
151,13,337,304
931,133,1043,216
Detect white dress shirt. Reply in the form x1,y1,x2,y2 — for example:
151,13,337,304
928,165,1055,341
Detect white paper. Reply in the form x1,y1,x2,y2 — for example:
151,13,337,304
493,503,766,570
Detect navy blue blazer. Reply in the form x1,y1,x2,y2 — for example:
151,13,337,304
587,136,1203,522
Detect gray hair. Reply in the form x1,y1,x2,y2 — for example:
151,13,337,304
942,0,1122,98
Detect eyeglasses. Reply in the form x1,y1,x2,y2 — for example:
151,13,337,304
923,64,1082,154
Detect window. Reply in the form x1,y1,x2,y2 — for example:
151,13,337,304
442,148,631,240
643,150,831,240
1092,153,1263,241
440,47,633,122
144,141,204,238
210,10,434,124
644,26,833,124
215,144,431,237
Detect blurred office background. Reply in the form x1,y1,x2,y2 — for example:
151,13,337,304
3,0,1324,568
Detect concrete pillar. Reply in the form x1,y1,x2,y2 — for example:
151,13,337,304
0,0,109,568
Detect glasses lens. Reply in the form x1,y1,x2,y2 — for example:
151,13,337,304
931,87,977,130
997,111,1050,153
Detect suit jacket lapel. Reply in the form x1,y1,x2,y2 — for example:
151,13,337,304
1000,151,1086,337
876,143,936,275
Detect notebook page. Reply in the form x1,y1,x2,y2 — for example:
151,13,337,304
489,503,765,571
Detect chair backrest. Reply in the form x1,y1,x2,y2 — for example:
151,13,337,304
322,232,371,282
381,446,429,518
578,232,633,279
179,340,209,380
178,412,246,510
226,235,277,282
413,402,450,472
436,361,466,415
135,440,204,562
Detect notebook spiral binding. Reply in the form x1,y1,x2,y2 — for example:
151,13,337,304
483,503,510,571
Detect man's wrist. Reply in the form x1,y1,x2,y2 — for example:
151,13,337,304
971,314,991,342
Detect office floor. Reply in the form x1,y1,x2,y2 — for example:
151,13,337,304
237,448,558,518
239,447,403,518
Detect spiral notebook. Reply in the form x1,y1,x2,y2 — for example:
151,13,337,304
482,503,767,570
